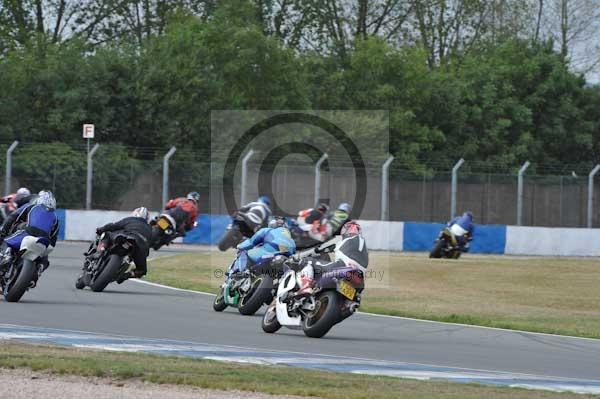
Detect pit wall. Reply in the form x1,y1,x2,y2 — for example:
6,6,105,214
57,210,600,256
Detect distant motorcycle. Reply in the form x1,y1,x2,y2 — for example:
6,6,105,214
261,239,360,338
429,227,468,259
213,253,288,315
76,232,138,292
217,212,261,251
1,234,53,302
149,213,195,250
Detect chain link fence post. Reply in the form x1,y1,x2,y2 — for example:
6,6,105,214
162,147,177,207
5,141,18,196
86,143,100,210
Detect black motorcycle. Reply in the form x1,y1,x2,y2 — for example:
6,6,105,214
76,232,138,292
217,212,261,251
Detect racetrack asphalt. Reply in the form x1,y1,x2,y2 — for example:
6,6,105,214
1,242,599,383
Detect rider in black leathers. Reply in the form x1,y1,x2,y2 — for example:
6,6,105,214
95,207,152,279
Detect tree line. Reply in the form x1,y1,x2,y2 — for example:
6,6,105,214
0,0,599,176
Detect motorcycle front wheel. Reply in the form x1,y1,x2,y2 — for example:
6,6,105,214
213,286,228,311
261,302,281,333
429,240,445,258
238,275,273,315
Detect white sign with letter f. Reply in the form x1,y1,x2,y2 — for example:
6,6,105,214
83,124,95,139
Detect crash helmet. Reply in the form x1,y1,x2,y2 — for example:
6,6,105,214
337,202,351,214
340,220,361,237
316,202,330,214
268,216,286,228
16,187,30,196
132,206,149,222
35,190,56,210
258,196,271,207
187,191,200,204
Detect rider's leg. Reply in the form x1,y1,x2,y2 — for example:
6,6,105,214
0,231,27,270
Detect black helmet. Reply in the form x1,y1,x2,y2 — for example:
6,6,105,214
316,203,330,213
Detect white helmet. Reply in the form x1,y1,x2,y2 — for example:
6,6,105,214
35,190,56,210
16,187,30,196
132,207,149,221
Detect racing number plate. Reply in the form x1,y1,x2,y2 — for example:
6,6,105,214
338,280,356,300
157,218,170,230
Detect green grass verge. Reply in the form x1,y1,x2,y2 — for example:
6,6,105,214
0,342,594,399
146,252,600,339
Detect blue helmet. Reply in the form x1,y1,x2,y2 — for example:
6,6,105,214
258,196,270,206
337,202,351,214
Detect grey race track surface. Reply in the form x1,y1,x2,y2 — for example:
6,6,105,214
2,242,600,381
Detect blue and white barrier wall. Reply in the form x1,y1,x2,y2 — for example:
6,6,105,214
58,210,600,256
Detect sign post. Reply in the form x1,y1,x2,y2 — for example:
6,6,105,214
83,124,95,153
83,124,96,209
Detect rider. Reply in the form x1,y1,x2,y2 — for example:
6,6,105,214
14,187,35,208
230,216,295,275
296,220,368,295
237,196,272,233
447,211,474,251
308,202,352,242
95,207,152,280
296,202,329,232
0,187,33,215
0,190,59,272
164,191,200,235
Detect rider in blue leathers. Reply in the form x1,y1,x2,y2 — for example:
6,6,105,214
230,217,296,274
447,211,474,251
0,191,59,271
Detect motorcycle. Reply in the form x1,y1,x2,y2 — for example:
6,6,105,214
261,250,364,338
217,212,262,251
76,232,138,292
0,234,53,302
429,226,468,259
213,253,287,315
149,213,195,251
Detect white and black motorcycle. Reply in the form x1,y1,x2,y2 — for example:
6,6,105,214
261,237,364,338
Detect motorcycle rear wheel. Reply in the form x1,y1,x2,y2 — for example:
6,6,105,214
90,254,122,292
217,229,241,252
302,290,341,338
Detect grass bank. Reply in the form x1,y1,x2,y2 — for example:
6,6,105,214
0,342,594,399
147,252,600,338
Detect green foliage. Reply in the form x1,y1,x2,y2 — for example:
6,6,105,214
0,0,598,179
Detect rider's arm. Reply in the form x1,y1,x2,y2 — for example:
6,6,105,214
165,198,181,210
98,218,127,233
49,218,59,247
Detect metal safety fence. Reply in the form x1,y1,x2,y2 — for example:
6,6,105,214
2,141,600,228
